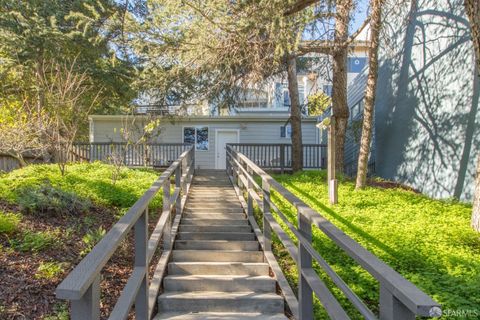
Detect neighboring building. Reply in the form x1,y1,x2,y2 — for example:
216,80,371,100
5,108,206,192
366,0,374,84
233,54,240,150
89,115,321,170
232,39,370,116
344,0,479,201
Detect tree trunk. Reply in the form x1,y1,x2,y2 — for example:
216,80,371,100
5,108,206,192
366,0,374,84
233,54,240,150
331,0,352,174
355,0,384,189
465,0,480,231
287,55,303,172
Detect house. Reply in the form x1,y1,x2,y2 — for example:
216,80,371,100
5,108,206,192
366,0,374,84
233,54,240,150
89,114,321,170
343,0,479,201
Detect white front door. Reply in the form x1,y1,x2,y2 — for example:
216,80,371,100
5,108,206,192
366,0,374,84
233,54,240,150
216,130,239,169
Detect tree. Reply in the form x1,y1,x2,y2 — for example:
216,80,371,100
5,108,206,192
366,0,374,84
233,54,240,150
355,0,385,189
331,0,353,174
464,0,480,231
287,55,304,172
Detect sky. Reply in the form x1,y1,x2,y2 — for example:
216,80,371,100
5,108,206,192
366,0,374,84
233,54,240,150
351,0,370,34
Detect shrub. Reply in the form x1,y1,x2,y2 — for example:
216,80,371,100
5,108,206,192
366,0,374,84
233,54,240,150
10,230,60,252
17,182,91,216
80,226,106,256
0,212,21,234
35,261,66,279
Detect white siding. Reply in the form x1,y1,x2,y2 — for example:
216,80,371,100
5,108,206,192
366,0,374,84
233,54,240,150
91,117,319,169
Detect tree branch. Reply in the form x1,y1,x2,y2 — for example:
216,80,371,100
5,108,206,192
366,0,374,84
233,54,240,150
346,16,371,45
284,0,320,16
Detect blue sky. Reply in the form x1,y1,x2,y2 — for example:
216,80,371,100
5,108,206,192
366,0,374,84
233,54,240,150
351,0,370,33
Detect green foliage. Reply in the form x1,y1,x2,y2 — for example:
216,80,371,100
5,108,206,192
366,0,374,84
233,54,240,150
0,212,21,234
0,162,162,212
17,183,91,216
307,92,331,116
43,303,69,320
81,226,106,256
35,261,65,279
10,230,60,253
270,171,480,318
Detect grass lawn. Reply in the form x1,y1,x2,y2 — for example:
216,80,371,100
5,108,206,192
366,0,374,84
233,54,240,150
269,171,480,319
0,162,163,319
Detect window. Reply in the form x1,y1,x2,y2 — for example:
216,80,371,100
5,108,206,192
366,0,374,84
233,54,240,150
283,90,290,107
280,124,292,139
183,127,209,151
347,57,367,73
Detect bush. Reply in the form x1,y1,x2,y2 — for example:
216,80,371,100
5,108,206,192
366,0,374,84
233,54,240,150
10,230,60,252
80,226,106,256
0,162,162,212
35,261,66,279
17,183,91,216
0,212,21,234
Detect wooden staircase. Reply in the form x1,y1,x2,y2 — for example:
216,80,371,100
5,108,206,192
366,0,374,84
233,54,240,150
155,170,287,320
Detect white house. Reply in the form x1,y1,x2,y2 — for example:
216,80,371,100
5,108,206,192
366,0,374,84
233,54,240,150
89,114,321,170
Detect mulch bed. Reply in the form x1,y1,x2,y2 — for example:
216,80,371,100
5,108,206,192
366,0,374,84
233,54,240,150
0,200,163,320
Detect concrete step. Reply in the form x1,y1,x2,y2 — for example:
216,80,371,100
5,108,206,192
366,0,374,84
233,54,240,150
183,213,246,219
174,240,258,251
157,292,284,313
189,190,236,194
168,262,270,276
181,218,248,226
177,232,255,241
164,275,275,292
154,312,288,320
171,250,264,262
179,225,252,233
187,198,240,203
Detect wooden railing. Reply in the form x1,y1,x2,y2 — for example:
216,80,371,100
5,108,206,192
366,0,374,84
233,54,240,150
56,146,195,320
226,145,441,320
69,143,191,167
227,143,327,172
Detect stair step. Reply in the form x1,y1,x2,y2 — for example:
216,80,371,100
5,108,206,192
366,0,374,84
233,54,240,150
157,292,284,313
188,196,239,200
181,219,248,226
183,213,246,219
177,232,255,241
184,208,245,214
186,204,243,209
175,240,258,251
154,312,288,320
172,250,264,262
168,262,270,276
164,275,275,292
180,225,252,233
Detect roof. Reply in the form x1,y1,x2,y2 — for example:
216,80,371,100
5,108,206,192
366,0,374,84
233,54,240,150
89,114,318,122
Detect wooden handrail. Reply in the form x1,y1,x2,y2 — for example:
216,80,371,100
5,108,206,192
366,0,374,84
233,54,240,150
56,146,195,320
226,145,441,320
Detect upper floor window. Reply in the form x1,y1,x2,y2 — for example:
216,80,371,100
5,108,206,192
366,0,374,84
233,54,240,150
348,57,367,73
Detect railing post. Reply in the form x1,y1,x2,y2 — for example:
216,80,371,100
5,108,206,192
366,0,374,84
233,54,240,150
298,207,313,320
134,209,148,319
280,144,285,174
70,274,100,320
175,165,182,214
163,179,172,251
247,167,254,217
379,284,416,320
262,178,271,251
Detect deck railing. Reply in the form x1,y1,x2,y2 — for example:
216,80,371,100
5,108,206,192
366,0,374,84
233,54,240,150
56,146,195,320
69,143,191,167
228,143,327,172
226,145,441,320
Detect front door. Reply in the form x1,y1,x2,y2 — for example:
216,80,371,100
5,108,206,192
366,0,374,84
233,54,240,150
216,130,239,169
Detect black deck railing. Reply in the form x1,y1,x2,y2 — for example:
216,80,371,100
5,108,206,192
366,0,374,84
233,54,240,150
69,143,191,167
227,143,327,172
